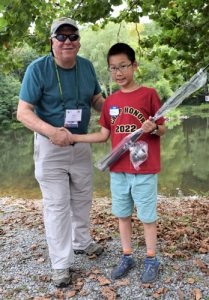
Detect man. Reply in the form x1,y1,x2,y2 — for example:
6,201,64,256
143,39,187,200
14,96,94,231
17,17,104,288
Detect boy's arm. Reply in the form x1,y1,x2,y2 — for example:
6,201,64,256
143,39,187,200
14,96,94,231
73,127,110,143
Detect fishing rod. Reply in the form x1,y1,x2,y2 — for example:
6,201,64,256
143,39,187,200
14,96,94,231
97,64,209,171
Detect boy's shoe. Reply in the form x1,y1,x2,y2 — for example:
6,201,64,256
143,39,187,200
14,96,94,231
74,242,104,256
52,268,72,288
111,255,135,280
141,257,160,283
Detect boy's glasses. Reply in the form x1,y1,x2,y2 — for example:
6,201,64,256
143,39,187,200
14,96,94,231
108,63,132,73
52,34,80,42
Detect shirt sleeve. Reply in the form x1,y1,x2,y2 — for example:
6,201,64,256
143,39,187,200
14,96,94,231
19,63,43,104
99,98,111,130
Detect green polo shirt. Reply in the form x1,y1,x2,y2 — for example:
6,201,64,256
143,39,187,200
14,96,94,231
19,54,101,134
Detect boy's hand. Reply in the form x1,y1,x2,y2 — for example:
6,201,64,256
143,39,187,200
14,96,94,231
141,119,157,133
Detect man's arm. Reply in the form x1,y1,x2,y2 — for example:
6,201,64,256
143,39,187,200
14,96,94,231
17,99,73,146
91,92,105,112
73,126,110,143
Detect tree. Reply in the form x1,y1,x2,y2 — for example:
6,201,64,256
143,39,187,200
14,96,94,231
1,0,208,77
0,74,20,124
0,0,123,72
79,21,144,96
122,1,209,75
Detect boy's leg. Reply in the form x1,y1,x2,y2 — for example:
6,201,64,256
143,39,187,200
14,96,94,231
111,216,135,279
119,216,132,254
144,221,157,257
142,222,160,283
132,174,160,283
110,173,136,279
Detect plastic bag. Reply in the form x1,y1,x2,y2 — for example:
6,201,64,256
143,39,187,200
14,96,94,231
129,141,148,170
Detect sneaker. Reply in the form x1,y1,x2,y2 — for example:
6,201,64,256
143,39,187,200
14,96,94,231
74,242,104,256
52,268,72,288
111,255,135,280
141,257,160,283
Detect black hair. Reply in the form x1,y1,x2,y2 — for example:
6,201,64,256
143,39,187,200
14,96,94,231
107,43,135,64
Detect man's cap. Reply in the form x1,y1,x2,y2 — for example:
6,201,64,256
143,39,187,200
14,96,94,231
51,17,78,35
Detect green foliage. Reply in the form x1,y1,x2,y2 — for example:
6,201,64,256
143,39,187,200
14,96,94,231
11,44,39,81
79,22,175,100
1,0,208,77
79,21,144,96
0,74,20,123
128,0,209,75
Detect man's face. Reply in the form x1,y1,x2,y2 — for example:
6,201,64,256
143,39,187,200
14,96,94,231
51,26,80,62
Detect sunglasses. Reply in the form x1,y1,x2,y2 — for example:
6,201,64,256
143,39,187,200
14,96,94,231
52,34,80,42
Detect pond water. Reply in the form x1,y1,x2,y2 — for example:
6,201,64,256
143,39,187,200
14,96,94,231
0,114,209,199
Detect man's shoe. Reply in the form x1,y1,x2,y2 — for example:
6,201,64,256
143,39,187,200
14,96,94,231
52,268,72,288
74,242,104,256
111,255,135,280
141,257,160,283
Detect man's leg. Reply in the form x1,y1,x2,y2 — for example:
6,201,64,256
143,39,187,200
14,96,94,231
34,134,74,270
70,143,103,255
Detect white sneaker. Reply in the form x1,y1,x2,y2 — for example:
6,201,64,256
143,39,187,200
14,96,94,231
52,268,71,287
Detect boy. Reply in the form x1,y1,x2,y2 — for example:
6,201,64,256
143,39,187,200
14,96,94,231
71,43,166,283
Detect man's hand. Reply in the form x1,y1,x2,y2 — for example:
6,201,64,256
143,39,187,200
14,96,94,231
49,127,74,146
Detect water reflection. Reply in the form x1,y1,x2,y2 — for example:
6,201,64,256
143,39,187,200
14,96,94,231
0,115,208,199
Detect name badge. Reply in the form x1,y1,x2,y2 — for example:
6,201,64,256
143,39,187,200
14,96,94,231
110,106,119,117
65,109,82,122
65,109,82,128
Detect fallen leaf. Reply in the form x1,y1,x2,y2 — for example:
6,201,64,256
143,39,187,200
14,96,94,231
187,277,195,284
91,268,103,274
66,290,76,298
98,276,111,286
88,274,97,280
37,257,45,263
177,288,186,300
194,258,206,269
79,290,89,296
101,286,116,300
164,278,172,283
152,292,161,298
193,288,202,300
143,283,153,288
114,278,130,287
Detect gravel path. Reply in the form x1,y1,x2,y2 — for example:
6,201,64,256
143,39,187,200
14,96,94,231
0,196,208,300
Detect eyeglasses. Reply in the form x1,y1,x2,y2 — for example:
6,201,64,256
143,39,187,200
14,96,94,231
108,63,132,74
52,34,80,42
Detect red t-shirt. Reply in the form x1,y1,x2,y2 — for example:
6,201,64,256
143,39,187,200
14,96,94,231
99,86,165,174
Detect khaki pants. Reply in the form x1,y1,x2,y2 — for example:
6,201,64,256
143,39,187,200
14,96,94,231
34,133,93,269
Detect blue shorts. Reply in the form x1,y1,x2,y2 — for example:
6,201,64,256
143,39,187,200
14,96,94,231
110,172,158,223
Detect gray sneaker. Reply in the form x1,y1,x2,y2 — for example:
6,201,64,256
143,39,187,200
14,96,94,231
74,242,104,256
52,268,72,288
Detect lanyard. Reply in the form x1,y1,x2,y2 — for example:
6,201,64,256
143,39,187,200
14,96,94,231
54,58,79,109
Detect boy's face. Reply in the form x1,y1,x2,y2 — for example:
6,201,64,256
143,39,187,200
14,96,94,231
108,54,137,89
